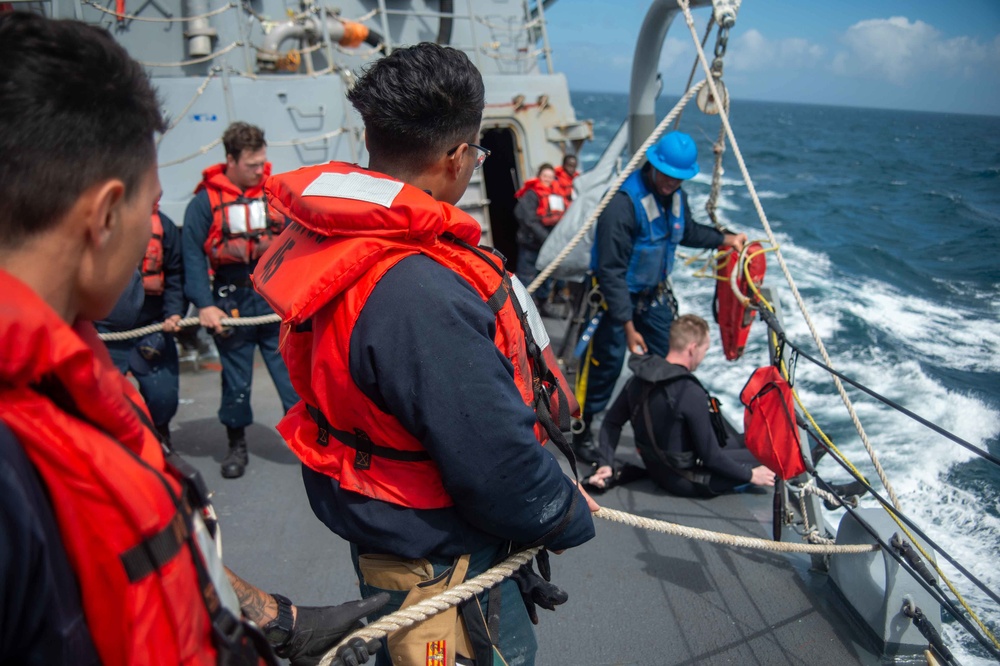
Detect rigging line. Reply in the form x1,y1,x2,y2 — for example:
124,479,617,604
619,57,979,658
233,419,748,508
774,332,1000,469
674,14,715,130
137,41,240,68
812,433,1000,621
83,0,234,22
772,324,1000,645
815,436,1000,647
526,80,708,294
676,0,900,513
815,471,1000,660
810,468,1000,656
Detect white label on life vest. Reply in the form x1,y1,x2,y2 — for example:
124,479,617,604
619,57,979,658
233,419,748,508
548,194,565,212
671,191,681,219
302,172,405,208
227,204,248,234
641,193,660,223
248,200,268,230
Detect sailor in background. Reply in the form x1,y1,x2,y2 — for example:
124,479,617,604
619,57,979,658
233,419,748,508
584,315,776,496
253,42,597,666
0,13,385,664
514,162,570,312
553,153,579,201
182,121,298,479
574,131,747,464
98,206,184,449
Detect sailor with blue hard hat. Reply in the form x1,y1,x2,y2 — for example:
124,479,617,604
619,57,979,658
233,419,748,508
572,129,747,465
646,130,700,181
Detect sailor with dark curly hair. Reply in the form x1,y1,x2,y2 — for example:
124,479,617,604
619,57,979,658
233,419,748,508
254,42,598,665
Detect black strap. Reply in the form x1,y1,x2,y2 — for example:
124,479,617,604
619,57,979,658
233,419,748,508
121,510,187,583
305,404,432,464
634,381,711,487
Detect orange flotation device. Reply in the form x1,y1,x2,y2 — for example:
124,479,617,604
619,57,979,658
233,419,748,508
713,242,766,361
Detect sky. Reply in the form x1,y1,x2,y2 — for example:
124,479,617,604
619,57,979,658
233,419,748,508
541,0,1000,115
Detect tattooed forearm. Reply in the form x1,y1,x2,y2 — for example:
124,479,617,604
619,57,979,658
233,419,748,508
225,566,277,625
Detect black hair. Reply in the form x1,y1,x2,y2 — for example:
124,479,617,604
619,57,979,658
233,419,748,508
222,122,266,160
0,12,164,248
347,42,484,170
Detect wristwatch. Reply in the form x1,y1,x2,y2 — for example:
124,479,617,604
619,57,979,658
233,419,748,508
261,593,294,650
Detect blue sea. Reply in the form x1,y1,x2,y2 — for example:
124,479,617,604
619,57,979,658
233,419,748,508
571,92,1000,663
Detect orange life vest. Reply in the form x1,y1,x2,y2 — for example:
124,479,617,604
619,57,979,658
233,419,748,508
515,178,568,227
196,163,285,269
0,270,265,666
142,210,165,295
253,163,577,510
553,165,576,200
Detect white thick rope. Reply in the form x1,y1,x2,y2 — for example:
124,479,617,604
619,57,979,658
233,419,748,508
526,80,707,294
676,0,900,510
319,506,876,663
319,548,540,666
97,313,279,341
594,507,874,554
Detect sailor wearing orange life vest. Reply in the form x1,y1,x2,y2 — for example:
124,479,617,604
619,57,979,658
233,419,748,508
98,205,185,447
182,122,299,479
514,162,570,304
253,43,597,665
553,153,579,200
0,14,386,665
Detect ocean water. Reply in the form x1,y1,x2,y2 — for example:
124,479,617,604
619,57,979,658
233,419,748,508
570,92,1000,663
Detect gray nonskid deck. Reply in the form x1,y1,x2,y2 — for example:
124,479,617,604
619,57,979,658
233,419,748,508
169,351,870,665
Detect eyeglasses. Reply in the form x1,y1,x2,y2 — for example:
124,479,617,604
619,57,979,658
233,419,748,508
447,142,491,170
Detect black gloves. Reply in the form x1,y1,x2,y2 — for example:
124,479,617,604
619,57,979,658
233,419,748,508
276,593,389,666
511,550,568,625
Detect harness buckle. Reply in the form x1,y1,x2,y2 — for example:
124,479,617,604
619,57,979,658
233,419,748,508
353,428,373,470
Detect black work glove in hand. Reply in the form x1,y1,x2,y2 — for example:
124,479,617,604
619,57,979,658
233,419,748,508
512,557,568,625
277,592,389,666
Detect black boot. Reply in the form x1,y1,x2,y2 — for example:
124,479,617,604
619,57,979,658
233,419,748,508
221,426,248,479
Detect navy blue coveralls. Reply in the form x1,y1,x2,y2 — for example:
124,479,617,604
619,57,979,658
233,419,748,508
584,165,725,428
99,212,184,435
182,190,298,429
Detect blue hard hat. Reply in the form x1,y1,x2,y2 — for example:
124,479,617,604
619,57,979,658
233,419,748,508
646,131,699,180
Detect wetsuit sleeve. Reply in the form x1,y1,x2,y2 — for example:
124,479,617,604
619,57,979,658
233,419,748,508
181,190,215,309
678,189,725,249
351,255,595,551
676,383,752,482
595,191,637,323
596,384,631,468
0,424,99,665
159,212,186,319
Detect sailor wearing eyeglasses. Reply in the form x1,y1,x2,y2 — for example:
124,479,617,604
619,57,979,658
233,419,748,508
252,42,597,665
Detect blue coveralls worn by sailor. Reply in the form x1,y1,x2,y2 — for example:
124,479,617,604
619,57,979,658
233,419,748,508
575,131,745,462
97,211,184,446
182,125,298,479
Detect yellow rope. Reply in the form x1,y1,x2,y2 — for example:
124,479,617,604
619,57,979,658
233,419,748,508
749,271,1000,650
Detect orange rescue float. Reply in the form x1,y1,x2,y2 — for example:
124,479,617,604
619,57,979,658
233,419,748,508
713,241,766,361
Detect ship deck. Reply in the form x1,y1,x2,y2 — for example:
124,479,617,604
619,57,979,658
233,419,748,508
170,335,874,665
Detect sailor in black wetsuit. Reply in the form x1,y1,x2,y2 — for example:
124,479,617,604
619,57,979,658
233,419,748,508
586,314,776,497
